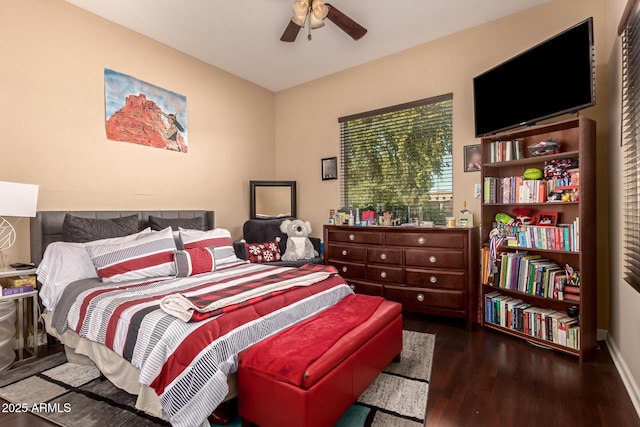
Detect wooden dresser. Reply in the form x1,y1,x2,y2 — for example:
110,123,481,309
323,225,479,330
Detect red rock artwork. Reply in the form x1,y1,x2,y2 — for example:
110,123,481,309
104,68,188,153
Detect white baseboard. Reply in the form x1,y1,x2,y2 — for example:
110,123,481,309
606,335,640,420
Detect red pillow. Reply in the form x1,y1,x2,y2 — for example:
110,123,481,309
244,241,281,263
174,247,216,277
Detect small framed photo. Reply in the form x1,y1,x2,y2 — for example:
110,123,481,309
322,157,338,180
464,144,482,172
536,211,558,226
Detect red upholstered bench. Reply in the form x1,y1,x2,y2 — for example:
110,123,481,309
238,295,403,427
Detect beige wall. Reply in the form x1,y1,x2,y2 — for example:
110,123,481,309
607,0,640,413
0,0,276,264
274,0,610,327
2,0,632,388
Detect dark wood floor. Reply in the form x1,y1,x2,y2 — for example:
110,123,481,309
403,313,640,427
1,315,639,427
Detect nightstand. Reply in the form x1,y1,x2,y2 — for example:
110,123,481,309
0,267,38,363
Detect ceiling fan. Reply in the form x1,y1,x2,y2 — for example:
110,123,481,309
280,0,367,42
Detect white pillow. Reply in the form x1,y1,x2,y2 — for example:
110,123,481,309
179,228,241,266
37,242,98,311
87,227,177,283
37,228,153,311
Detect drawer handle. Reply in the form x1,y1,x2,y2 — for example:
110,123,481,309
417,293,425,302
380,253,387,260
342,266,348,273
349,234,355,241
349,284,356,291
380,271,387,278
418,237,425,245
342,250,348,256
430,275,437,283
429,256,437,263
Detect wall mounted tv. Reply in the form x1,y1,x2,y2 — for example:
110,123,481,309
473,17,594,137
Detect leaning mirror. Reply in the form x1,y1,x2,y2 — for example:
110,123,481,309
250,181,297,219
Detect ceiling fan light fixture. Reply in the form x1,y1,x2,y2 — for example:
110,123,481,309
292,0,310,16
311,0,329,20
292,12,307,27
309,12,325,29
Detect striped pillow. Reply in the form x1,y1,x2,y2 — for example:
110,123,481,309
174,247,216,277
86,227,177,283
179,228,241,266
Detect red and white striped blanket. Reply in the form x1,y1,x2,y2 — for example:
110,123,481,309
52,262,351,427
160,264,339,321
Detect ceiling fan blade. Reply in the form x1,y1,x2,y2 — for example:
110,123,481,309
281,20,302,42
325,3,367,40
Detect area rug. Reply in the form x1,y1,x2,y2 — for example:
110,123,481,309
0,330,434,427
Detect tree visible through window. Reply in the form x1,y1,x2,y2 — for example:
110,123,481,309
339,94,453,224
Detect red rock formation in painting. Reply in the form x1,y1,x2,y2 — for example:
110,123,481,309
106,94,187,152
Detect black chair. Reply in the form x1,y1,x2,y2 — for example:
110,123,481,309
233,218,323,268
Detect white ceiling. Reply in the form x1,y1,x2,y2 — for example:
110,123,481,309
64,0,551,92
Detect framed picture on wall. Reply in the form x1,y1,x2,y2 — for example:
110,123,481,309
322,157,338,180
464,144,482,172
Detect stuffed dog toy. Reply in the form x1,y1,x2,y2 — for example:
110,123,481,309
280,219,319,261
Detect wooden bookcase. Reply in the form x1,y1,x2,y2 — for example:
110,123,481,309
480,116,596,362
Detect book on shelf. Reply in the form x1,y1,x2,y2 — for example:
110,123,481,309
489,140,524,163
484,291,580,350
483,177,547,204
495,222,579,252
487,254,578,301
1,285,34,296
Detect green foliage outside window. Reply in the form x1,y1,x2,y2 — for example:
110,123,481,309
340,95,453,224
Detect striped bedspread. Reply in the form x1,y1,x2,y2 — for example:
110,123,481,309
160,264,340,321
51,262,352,427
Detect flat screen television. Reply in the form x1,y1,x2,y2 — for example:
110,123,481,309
473,17,594,137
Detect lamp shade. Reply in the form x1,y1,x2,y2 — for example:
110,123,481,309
0,181,39,217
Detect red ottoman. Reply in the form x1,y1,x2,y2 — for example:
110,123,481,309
238,297,403,427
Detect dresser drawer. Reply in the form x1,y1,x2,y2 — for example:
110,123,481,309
367,265,403,284
404,249,465,269
385,232,465,249
405,269,465,290
327,229,382,245
327,244,366,262
367,247,403,265
384,286,464,310
329,261,366,280
345,280,384,297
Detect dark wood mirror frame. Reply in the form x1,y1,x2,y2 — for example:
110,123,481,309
249,180,297,219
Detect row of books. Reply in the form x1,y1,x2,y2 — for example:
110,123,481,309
504,220,580,252
489,253,580,300
484,177,547,204
1,285,34,296
488,140,524,163
484,292,581,350
547,178,578,191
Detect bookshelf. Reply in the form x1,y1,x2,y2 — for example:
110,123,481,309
480,116,596,362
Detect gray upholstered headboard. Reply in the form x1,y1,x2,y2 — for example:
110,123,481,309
30,210,215,266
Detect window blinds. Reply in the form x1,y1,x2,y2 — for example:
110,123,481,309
338,94,453,224
622,7,640,293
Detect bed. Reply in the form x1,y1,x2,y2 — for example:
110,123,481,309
30,210,355,427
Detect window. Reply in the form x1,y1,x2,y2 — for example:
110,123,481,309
339,94,453,224
622,5,640,293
